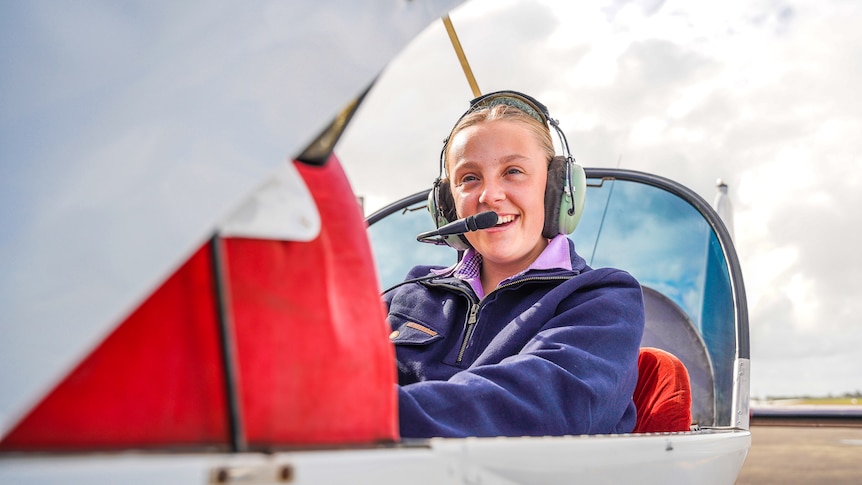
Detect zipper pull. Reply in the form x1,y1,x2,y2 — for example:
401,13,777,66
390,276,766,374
467,302,479,325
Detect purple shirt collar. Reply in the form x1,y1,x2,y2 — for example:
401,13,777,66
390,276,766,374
451,234,572,299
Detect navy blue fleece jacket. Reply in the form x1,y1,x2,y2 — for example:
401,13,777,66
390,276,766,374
385,239,644,438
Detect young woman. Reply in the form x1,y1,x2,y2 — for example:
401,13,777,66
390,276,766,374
385,91,645,438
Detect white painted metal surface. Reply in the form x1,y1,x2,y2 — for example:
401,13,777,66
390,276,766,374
218,160,320,242
0,430,750,484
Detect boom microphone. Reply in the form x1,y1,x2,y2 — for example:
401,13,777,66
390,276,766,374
417,211,498,244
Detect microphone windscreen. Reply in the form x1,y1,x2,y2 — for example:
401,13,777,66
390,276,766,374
474,211,499,230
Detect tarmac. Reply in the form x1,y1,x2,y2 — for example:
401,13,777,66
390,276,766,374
735,425,862,484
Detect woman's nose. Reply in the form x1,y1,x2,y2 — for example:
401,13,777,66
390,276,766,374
478,178,505,205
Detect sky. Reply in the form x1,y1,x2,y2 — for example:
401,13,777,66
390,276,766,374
338,0,862,399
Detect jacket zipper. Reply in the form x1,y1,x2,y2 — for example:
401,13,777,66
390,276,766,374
456,302,480,363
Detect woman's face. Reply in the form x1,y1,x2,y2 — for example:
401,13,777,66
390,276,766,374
447,119,549,272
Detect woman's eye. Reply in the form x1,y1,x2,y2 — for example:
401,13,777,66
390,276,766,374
459,175,479,184
506,168,523,175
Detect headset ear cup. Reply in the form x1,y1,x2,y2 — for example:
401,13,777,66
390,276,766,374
543,156,586,237
542,156,566,238
427,185,444,227
436,180,459,226
558,161,586,235
427,180,472,250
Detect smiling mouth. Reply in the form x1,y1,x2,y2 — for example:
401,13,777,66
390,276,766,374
495,214,516,226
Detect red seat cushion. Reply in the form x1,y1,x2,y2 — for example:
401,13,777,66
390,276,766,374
633,347,693,433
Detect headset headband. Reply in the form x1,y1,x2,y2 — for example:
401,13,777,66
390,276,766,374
469,91,549,126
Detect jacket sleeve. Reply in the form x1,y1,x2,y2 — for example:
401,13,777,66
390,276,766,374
397,269,645,438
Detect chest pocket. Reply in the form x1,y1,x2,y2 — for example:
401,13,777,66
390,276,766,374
389,321,444,346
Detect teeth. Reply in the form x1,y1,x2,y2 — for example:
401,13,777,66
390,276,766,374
496,215,515,225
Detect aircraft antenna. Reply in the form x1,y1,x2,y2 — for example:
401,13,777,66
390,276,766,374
442,15,481,97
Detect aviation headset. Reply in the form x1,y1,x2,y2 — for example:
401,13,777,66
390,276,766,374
428,90,587,250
